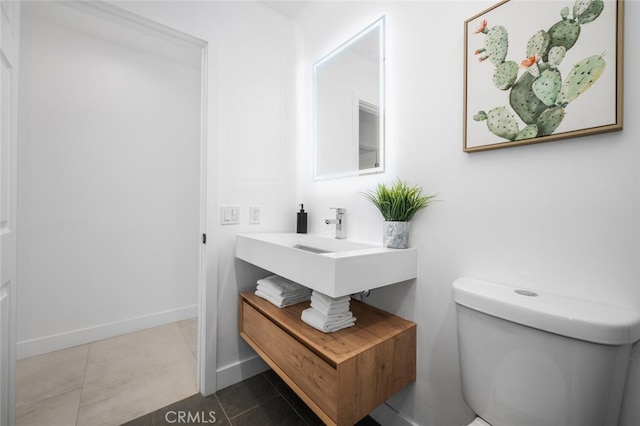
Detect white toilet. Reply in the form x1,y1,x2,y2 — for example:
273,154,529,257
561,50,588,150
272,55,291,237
453,277,640,426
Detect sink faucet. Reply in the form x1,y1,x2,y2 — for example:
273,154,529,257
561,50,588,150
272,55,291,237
325,208,346,239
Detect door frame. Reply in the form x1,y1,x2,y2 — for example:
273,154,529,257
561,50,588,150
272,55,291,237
197,40,218,396
0,0,20,424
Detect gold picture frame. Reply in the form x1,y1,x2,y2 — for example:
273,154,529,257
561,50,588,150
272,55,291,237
463,0,623,152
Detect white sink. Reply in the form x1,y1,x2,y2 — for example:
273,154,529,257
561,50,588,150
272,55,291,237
235,233,417,298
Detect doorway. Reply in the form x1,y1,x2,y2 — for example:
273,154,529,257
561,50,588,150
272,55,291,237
17,0,205,387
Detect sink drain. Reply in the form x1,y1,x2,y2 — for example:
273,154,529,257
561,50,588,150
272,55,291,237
515,289,538,297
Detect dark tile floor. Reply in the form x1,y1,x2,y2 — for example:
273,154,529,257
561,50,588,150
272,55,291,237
122,369,381,426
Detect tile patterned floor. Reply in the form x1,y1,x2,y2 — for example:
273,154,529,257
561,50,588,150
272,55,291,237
123,370,381,426
16,319,198,426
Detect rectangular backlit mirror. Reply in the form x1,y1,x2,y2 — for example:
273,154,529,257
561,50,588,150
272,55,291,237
313,17,385,180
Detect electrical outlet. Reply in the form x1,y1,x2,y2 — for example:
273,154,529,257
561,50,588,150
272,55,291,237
249,206,260,224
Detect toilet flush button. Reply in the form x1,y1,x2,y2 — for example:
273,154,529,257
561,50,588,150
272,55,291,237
515,289,538,297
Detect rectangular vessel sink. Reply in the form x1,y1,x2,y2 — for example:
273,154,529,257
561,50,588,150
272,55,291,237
235,233,417,298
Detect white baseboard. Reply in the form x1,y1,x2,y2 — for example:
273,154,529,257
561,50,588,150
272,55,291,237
216,355,269,391
17,304,198,359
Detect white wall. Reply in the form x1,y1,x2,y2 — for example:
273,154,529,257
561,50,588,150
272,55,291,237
213,1,298,388
295,2,640,425
17,3,202,358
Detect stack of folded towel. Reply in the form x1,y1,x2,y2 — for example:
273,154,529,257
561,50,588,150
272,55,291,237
255,275,311,308
301,291,356,333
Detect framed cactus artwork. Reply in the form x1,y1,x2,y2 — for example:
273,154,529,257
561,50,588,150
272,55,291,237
463,0,623,152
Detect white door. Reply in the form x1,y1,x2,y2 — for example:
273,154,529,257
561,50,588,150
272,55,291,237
0,0,19,425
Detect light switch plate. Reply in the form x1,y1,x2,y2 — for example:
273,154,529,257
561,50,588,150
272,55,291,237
221,206,240,225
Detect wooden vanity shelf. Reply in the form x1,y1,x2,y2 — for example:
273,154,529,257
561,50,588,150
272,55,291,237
239,292,416,426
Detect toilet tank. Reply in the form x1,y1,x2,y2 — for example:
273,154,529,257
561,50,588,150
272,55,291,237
453,277,640,426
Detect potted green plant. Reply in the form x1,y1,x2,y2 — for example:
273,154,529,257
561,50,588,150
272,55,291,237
362,179,437,248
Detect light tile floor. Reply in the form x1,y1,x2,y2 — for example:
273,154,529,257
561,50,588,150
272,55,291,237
16,318,198,426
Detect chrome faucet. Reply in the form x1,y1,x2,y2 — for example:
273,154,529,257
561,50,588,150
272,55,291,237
325,208,346,239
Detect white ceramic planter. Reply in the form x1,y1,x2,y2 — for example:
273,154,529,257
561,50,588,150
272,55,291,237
383,221,410,249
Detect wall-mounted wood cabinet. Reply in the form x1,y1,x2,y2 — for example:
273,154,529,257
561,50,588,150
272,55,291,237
239,292,416,426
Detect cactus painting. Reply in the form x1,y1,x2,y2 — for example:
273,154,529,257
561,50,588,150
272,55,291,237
463,0,623,152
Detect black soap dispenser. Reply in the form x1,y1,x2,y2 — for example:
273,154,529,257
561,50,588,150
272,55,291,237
297,204,307,234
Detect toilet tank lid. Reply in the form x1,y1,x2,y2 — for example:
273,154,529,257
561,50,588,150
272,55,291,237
453,277,640,345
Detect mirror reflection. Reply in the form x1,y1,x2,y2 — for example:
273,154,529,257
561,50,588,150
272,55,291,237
314,17,384,180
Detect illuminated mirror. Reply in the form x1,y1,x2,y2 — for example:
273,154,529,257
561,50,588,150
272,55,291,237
314,17,384,180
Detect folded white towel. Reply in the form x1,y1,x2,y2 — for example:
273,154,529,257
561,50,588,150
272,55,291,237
257,284,309,300
301,308,356,333
257,275,310,296
310,300,350,317
321,311,354,321
255,289,311,308
310,293,350,307
311,291,350,305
